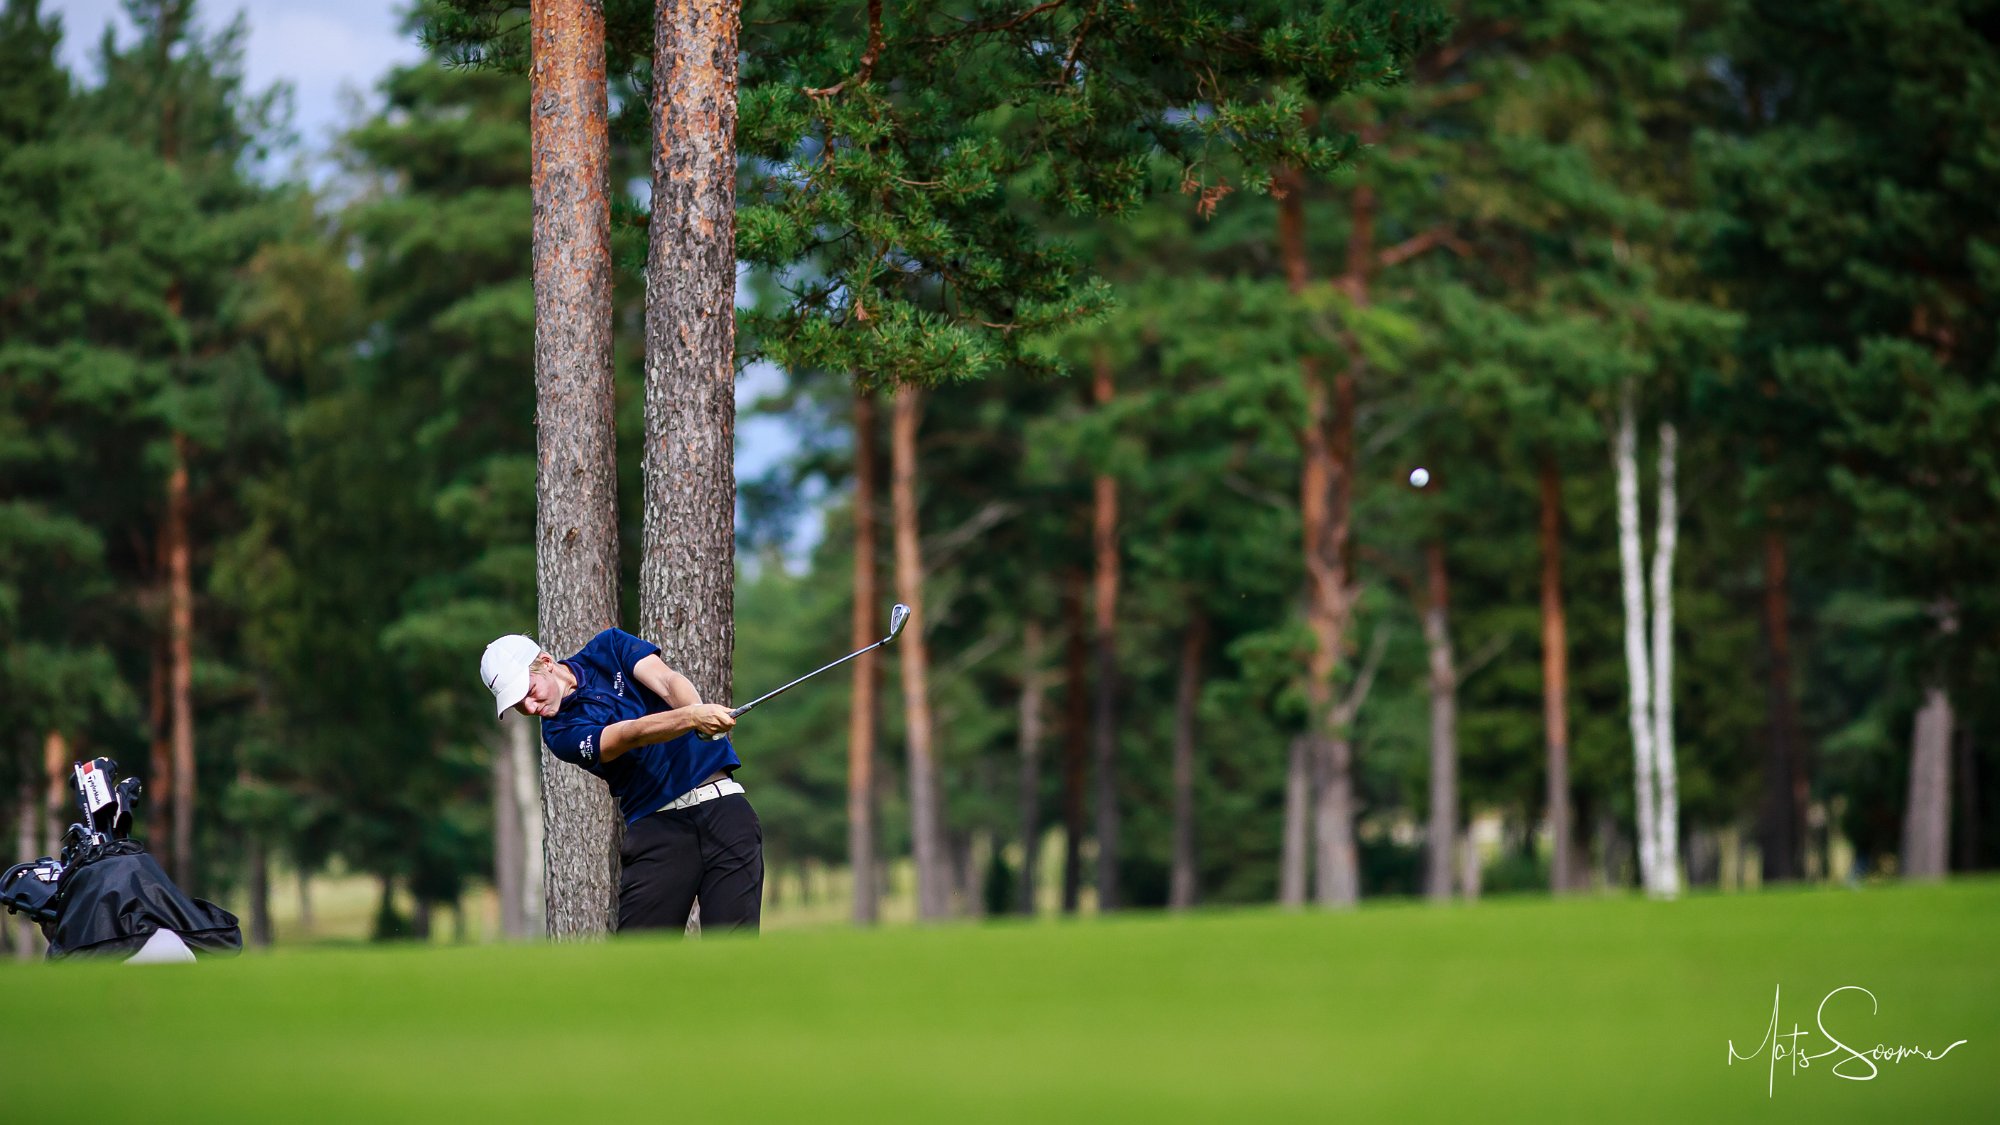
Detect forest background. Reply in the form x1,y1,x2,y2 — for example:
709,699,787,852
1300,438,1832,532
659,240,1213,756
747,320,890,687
3,0,1996,948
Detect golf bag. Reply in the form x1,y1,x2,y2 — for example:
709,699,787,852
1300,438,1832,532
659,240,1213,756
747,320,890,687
1,758,241,960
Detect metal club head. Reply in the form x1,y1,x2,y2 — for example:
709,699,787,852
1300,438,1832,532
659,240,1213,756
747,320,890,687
887,603,911,642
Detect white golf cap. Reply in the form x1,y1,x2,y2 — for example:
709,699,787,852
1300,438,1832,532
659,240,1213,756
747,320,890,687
481,634,542,717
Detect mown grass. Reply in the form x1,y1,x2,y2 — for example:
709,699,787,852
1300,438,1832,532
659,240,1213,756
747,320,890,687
3,880,1993,1122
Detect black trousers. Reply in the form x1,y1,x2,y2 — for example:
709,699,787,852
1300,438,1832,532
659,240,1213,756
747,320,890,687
618,792,763,935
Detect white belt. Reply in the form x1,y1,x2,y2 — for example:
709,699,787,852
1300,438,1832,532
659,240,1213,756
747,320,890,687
659,777,743,813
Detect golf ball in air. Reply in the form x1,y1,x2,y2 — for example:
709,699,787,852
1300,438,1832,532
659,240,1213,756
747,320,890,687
1410,467,1431,488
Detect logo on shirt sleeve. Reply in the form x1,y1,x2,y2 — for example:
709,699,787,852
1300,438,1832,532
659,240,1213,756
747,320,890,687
578,734,595,763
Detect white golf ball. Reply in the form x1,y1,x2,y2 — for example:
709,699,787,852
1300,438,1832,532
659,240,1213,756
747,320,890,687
1409,467,1430,488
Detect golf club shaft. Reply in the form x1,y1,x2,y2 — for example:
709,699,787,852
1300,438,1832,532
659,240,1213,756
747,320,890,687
730,632,893,718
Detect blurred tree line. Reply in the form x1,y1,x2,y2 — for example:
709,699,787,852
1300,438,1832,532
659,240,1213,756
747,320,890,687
3,0,1995,946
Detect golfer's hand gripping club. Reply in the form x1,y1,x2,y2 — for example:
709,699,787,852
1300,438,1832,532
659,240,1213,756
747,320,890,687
696,603,910,741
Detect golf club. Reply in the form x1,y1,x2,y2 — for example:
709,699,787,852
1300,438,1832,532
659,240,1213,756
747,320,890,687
697,603,910,739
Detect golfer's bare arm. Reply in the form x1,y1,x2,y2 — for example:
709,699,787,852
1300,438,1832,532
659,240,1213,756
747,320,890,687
595,655,732,762
631,654,701,708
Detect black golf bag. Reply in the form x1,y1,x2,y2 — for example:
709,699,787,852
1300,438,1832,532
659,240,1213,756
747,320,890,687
1,758,241,960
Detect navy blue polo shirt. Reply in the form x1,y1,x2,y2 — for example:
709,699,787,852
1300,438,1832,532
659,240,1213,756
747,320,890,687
540,628,740,826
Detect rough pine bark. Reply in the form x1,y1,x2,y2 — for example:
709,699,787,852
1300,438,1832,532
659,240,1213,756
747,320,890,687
530,0,622,938
848,389,881,925
1422,540,1458,903
1649,422,1681,898
1060,572,1089,914
1090,353,1122,910
1902,684,1954,879
1016,618,1047,915
891,385,950,918
1614,381,1660,894
1169,615,1205,911
640,0,741,701
1539,460,1576,892
1759,524,1805,881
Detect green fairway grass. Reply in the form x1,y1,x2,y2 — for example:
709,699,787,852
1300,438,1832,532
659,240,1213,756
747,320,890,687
3,881,1993,1122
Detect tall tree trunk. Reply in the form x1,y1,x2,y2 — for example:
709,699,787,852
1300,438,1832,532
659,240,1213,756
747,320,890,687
1422,540,1458,903
1060,571,1089,914
1902,684,1954,879
1759,524,1805,881
151,0,195,896
1309,174,1373,908
512,705,546,932
1169,614,1205,911
1614,381,1660,894
892,385,950,918
298,871,314,936
246,825,272,948
1276,167,1318,910
1649,421,1681,897
1313,734,1360,905
1279,735,1311,906
530,0,622,938
1090,353,1122,911
641,0,740,700
848,389,881,925
1016,618,1047,915
167,432,196,889
147,628,172,878
13,776,38,959
1278,162,1366,908
1953,721,1977,872
42,731,65,856
1539,459,1576,892
494,710,526,938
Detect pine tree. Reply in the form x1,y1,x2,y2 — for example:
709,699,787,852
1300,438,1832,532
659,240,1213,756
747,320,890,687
530,0,624,938
1707,0,2000,880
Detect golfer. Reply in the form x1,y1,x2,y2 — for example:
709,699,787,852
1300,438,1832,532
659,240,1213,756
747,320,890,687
481,628,763,934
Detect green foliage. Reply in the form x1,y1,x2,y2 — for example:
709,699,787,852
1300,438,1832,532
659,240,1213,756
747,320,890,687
1705,0,2000,860
8,0,2000,923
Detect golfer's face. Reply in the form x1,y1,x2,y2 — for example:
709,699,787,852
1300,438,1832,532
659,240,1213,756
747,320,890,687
516,671,562,718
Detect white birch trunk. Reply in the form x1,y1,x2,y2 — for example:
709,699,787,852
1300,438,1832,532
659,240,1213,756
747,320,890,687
1615,380,1661,894
1648,422,1682,898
